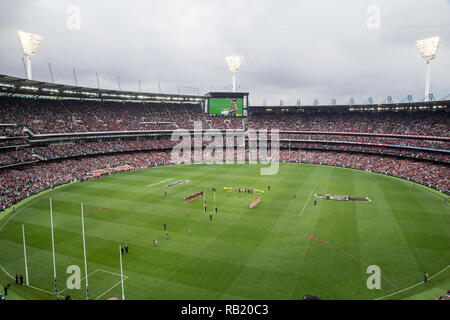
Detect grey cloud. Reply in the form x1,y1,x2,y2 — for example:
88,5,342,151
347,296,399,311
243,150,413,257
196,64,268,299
0,0,449,105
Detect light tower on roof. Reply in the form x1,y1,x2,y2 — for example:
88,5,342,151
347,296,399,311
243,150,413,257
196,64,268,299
416,36,440,102
17,30,43,80
225,56,243,92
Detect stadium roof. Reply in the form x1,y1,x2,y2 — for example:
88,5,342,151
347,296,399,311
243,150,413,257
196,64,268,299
0,74,205,103
0,74,448,111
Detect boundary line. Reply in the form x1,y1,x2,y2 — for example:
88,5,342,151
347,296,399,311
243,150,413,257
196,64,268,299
1,265,129,300
0,264,63,298
0,210,20,233
374,265,450,300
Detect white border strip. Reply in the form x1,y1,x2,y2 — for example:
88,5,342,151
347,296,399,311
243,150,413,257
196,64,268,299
375,265,449,300
299,183,317,217
0,264,63,298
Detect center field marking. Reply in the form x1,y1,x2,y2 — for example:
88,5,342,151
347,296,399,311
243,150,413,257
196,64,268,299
146,178,173,188
299,183,317,217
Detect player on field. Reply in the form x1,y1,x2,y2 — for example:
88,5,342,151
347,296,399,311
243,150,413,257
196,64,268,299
188,228,191,237
314,199,317,206
209,211,213,221
163,223,167,230
121,246,124,255
153,239,158,247
125,244,128,254
165,231,169,239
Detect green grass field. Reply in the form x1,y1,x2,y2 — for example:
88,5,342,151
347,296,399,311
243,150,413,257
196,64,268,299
0,163,448,300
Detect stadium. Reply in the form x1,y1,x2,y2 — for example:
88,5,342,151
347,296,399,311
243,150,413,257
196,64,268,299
0,1,449,304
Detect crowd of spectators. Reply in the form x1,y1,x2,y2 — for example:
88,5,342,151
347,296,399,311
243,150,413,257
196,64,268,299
0,151,171,210
249,111,449,137
0,125,24,137
279,133,450,150
279,149,449,192
1,148,448,211
32,138,176,160
0,133,448,168
0,96,448,211
0,97,242,134
280,141,449,162
3,96,448,137
0,148,35,167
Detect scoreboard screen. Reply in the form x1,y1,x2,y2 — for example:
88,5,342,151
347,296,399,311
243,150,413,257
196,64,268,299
208,97,244,117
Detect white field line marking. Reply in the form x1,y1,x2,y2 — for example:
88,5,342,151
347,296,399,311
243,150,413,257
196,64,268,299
146,178,173,188
58,269,100,294
94,274,129,300
0,193,45,233
96,269,125,277
0,264,15,279
0,264,64,298
0,210,19,233
375,265,450,300
299,183,317,217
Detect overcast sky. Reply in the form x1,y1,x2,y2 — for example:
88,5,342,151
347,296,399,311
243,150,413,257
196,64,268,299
0,0,449,105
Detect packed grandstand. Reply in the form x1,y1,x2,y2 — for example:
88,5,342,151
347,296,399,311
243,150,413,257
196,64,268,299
0,79,449,212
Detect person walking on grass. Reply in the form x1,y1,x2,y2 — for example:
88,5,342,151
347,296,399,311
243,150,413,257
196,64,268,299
165,231,169,239
424,272,429,283
124,244,128,254
163,222,167,230
121,246,124,256
19,275,23,286
153,239,158,247
209,211,213,221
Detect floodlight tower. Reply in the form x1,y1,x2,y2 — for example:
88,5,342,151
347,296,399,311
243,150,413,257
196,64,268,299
225,56,243,92
17,30,43,80
416,36,440,101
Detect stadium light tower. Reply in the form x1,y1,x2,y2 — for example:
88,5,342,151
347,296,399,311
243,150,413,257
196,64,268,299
416,36,440,101
17,30,43,80
225,56,243,92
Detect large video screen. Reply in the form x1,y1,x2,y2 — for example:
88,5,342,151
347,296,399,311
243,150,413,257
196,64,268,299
209,97,243,116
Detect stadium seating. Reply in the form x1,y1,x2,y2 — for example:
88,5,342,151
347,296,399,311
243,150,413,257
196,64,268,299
0,95,448,211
